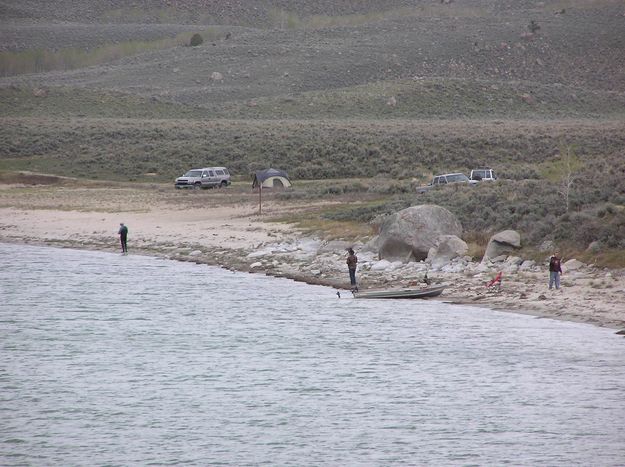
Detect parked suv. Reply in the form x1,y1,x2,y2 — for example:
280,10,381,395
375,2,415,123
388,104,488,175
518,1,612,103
174,167,231,189
416,173,476,193
469,168,497,182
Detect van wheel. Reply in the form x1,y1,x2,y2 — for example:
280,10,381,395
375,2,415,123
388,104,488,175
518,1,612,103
220,180,228,188
193,183,202,190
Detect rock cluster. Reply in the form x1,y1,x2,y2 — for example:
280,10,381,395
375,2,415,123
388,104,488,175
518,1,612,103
240,205,596,293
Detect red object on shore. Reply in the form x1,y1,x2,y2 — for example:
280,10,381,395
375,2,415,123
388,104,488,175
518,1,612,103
486,271,503,288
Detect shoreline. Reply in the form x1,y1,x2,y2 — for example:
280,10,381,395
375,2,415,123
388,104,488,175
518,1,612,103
1,192,625,334
4,234,625,334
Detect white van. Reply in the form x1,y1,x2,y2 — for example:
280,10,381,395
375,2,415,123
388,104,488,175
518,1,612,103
174,167,231,189
469,168,497,182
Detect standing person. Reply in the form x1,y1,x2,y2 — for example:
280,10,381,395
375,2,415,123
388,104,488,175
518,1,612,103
549,250,563,290
118,223,128,254
347,247,358,292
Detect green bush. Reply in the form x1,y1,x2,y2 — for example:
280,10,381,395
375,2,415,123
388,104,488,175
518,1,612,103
189,33,204,47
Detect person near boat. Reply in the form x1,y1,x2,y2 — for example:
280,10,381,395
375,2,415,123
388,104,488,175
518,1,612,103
346,248,358,292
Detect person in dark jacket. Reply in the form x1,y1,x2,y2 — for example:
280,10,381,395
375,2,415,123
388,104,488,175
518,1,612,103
346,248,358,292
118,223,128,254
549,250,563,289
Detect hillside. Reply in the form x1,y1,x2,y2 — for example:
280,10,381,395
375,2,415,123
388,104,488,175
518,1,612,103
3,2,625,97
1,0,624,254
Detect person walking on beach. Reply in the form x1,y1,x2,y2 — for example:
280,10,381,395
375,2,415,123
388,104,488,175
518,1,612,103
549,250,563,290
118,223,128,254
347,247,358,292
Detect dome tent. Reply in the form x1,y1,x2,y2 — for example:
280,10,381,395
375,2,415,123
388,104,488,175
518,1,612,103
252,168,292,189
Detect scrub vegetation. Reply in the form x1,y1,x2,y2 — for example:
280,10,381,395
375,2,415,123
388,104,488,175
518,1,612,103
0,28,223,76
1,0,624,263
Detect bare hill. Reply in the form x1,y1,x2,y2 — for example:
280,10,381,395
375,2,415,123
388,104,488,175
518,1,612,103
2,0,624,99
0,0,509,25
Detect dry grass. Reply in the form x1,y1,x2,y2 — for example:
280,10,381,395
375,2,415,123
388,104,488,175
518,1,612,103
284,216,373,240
575,249,625,269
0,28,223,76
546,0,623,10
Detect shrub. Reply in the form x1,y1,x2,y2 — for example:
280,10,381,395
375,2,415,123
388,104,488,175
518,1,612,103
189,33,204,47
528,20,540,33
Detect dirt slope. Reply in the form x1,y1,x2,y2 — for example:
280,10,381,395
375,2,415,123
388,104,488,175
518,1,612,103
1,0,624,102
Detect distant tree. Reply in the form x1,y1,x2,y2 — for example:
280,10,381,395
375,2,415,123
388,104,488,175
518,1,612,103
555,144,583,213
189,33,204,47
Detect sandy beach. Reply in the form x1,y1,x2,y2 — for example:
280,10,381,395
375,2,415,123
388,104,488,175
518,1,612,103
2,182,624,333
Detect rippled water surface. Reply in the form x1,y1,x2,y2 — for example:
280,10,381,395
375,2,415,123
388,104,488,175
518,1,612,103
1,243,624,466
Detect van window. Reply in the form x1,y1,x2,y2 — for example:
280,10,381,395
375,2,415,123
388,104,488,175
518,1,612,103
215,170,224,176
223,169,230,175
447,174,464,182
208,171,215,176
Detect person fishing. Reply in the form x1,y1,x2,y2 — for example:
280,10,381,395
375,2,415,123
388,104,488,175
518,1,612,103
118,222,128,254
346,247,358,292
549,250,563,290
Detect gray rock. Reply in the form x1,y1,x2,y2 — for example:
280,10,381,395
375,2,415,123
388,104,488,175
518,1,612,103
474,262,493,273
586,241,602,253
378,205,462,262
564,259,585,271
317,240,353,254
363,235,381,253
483,230,521,262
441,263,466,274
504,264,519,274
247,249,272,258
520,260,536,270
371,259,393,271
505,256,523,266
426,235,468,269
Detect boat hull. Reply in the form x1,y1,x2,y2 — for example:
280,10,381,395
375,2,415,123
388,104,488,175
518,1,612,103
352,284,446,299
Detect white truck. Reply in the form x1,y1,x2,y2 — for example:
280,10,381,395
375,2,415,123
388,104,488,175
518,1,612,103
174,167,231,189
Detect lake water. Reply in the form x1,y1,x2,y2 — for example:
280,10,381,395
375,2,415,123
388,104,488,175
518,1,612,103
1,243,624,466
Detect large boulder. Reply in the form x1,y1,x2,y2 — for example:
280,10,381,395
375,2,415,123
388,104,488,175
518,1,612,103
426,235,468,269
483,230,521,262
378,205,462,261
563,258,585,271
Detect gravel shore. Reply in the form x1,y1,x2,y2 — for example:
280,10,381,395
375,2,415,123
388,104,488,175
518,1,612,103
2,183,624,333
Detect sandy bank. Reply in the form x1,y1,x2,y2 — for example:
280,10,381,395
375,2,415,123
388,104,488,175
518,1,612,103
1,184,624,333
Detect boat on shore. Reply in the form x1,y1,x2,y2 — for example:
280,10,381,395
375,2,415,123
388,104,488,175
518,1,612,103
352,284,447,299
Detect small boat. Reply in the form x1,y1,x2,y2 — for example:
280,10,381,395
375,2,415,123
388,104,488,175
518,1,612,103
352,284,446,299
